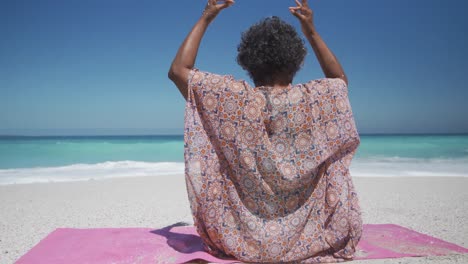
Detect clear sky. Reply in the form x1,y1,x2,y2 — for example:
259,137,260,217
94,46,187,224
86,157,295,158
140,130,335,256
1,0,467,135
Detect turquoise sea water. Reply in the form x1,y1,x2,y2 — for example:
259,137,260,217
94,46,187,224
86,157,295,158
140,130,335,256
0,134,467,184
0,135,184,169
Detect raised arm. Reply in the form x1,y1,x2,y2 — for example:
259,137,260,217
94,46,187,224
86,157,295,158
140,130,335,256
289,0,348,86
168,0,234,100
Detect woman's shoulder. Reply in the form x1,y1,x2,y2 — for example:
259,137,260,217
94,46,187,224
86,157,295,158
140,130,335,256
189,68,249,93
189,68,232,84
302,77,346,86
300,77,348,95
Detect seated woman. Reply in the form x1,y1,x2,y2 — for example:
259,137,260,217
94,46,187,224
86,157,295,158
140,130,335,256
168,0,363,262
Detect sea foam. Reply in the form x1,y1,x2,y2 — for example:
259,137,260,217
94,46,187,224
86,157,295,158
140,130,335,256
350,156,468,177
0,161,184,185
1,156,467,185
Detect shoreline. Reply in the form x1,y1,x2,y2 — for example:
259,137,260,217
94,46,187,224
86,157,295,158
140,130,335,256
1,171,468,186
1,176,467,263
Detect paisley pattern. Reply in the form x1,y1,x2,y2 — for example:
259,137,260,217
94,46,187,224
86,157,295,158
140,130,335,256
184,68,362,263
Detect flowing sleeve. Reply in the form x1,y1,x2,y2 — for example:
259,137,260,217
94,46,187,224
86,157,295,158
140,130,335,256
184,68,222,254
311,77,362,259
186,68,244,141
184,68,249,257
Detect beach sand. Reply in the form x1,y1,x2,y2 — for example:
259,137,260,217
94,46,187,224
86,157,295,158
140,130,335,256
0,176,467,264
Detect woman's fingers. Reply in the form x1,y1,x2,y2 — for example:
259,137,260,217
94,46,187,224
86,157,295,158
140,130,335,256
289,4,305,19
290,0,314,31
216,0,235,10
291,11,306,21
203,0,234,19
289,6,301,12
289,7,305,20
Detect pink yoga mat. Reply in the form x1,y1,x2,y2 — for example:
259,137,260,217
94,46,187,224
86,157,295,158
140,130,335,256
16,223,468,264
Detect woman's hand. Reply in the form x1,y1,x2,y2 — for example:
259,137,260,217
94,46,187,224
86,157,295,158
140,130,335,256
289,0,315,34
202,0,235,22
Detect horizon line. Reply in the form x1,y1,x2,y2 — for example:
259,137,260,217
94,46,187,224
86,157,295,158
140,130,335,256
1,132,467,137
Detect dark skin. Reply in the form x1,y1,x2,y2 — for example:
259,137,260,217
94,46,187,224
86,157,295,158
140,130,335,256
168,0,348,100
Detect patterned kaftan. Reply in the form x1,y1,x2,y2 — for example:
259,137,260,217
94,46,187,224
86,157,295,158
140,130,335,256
184,68,362,263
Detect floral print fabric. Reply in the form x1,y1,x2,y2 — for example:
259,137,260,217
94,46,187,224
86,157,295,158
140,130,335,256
184,68,362,263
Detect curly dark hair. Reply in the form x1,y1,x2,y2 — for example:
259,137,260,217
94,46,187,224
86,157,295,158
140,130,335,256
236,16,307,86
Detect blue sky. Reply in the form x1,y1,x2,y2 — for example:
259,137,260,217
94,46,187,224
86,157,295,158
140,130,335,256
1,0,467,135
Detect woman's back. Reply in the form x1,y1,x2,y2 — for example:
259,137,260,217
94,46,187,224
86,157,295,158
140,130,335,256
184,68,362,262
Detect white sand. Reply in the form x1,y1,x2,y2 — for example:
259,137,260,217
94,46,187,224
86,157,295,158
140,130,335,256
0,176,467,264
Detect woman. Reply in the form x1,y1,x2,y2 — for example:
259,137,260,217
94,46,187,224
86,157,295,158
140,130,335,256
168,0,362,262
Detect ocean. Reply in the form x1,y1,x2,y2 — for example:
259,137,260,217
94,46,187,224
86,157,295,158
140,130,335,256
0,134,467,185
